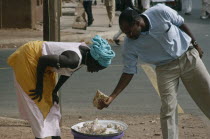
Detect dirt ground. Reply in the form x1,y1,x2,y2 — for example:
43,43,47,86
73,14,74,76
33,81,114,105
0,113,209,139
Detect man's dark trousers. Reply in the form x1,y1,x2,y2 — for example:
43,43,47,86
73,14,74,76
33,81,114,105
83,1,94,25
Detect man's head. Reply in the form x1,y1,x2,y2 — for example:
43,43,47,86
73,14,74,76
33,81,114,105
119,8,142,40
87,35,115,72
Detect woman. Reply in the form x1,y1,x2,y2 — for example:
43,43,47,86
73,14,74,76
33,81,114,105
7,35,115,139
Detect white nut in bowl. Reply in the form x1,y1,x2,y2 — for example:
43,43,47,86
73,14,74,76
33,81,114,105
114,124,124,132
71,119,128,136
77,118,107,135
107,123,114,128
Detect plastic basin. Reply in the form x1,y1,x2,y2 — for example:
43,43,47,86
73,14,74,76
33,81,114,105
71,130,125,139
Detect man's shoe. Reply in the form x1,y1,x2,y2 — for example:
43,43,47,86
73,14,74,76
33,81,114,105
88,22,93,26
200,12,209,20
108,21,113,27
200,15,209,19
88,19,94,26
184,12,191,15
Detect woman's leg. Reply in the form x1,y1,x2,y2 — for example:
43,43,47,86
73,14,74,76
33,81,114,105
35,136,61,139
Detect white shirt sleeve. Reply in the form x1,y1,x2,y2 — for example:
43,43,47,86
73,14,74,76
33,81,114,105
161,4,184,26
122,41,138,74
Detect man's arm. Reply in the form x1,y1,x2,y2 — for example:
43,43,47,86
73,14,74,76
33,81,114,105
98,73,134,109
179,23,204,58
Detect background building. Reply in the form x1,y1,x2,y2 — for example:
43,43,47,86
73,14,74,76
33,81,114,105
0,0,43,29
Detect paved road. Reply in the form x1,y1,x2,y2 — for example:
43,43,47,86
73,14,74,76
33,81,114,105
0,0,210,118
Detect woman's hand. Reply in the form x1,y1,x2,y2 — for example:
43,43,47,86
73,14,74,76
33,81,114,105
29,88,43,102
98,96,114,110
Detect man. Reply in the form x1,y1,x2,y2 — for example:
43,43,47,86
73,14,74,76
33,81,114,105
104,0,115,27
200,0,210,19
83,0,94,26
182,0,192,15
99,4,210,139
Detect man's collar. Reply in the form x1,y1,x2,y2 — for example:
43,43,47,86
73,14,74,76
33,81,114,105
140,14,151,32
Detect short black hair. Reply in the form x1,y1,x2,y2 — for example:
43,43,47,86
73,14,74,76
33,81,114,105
119,8,142,26
87,52,106,71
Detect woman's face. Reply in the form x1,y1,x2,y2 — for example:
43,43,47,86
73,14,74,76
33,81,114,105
86,55,106,73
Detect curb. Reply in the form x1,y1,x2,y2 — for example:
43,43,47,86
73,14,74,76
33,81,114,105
0,30,118,49
61,30,118,42
0,116,71,129
0,116,29,126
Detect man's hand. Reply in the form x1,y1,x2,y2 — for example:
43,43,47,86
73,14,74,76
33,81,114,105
29,88,43,102
52,91,59,104
97,97,114,110
194,45,204,58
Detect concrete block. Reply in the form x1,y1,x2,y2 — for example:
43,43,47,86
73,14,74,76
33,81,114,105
72,22,87,30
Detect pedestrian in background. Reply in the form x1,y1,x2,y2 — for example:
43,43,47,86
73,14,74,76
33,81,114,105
113,0,136,45
93,0,97,5
83,0,94,26
182,0,192,15
99,4,210,139
105,0,115,27
7,36,115,139
141,0,150,11
137,0,150,12
200,0,210,19
120,0,135,11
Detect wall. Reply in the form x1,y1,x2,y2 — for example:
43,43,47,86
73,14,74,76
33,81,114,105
35,0,43,27
0,0,43,29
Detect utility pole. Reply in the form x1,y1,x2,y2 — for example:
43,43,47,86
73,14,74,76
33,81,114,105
43,0,62,126
43,0,60,41
0,0,2,28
